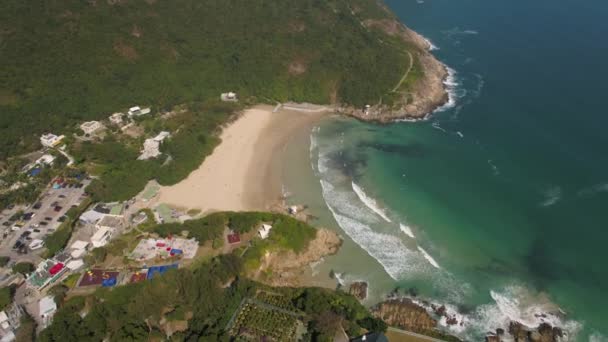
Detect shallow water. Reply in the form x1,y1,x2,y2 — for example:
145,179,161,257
283,0,608,339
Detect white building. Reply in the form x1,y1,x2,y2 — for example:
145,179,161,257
35,154,56,166
40,134,65,148
258,224,272,239
79,210,105,225
96,215,123,231
109,112,124,125
39,296,57,327
127,106,151,117
90,227,114,248
138,131,170,160
29,239,44,250
221,92,238,102
80,121,104,135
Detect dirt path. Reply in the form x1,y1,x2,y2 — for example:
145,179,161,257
391,51,414,92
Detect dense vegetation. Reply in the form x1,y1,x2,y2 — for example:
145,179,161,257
75,101,233,202
39,253,384,341
151,211,317,257
0,286,14,311
11,262,34,275
0,0,412,159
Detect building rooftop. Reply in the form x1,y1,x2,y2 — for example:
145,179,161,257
97,215,122,229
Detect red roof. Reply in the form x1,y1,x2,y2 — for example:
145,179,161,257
227,233,241,244
49,263,64,275
156,242,166,247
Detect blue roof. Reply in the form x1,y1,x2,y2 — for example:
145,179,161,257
29,168,42,176
146,264,178,280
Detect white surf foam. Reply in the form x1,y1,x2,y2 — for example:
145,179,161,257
578,182,608,197
321,180,429,280
417,246,441,269
541,186,562,207
434,67,459,113
421,35,439,51
456,131,464,138
589,332,608,342
412,299,470,334
487,159,500,176
467,285,582,341
399,223,415,239
431,121,448,133
351,181,392,223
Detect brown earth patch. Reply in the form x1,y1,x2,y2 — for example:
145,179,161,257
144,0,157,4
288,58,308,76
0,90,18,106
131,24,142,38
113,40,138,60
288,20,306,33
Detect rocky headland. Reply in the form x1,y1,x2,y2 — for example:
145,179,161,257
252,228,342,287
337,18,449,122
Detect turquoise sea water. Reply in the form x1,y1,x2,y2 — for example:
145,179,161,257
285,0,608,340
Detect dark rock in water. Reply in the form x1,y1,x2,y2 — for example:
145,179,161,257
372,298,437,332
509,321,564,342
349,282,368,301
434,305,446,316
485,335,501,342
509,322,529,342
496,328,505,336
446,316,458,325
407,287,419,297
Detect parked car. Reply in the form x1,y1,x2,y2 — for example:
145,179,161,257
54,206,62,212
58,195,66,198
39,222,48,226
44,217,52,221
33,229,41,233
57,216,67,222
33,203,42,209
2,222,10,227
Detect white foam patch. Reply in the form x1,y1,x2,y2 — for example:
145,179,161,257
590,332,608,342
467,285,582,341
417,246,441,269
399,223,415,239
321,180,429,280
431,121,448,133
578,182,608,197
412,299,470,335
456,131,464,138
541,186,562,207
352,181,392,223
421,35,439,51
434,67,459,113
488,159,500,176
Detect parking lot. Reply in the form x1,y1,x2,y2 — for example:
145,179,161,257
0,178,91,265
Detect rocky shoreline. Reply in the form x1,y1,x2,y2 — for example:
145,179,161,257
337,18,450,122
370,293,568,342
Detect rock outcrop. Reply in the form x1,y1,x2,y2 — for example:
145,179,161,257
371,298,437,332
348,282,368,301
254,229,342,287
508,321,564,342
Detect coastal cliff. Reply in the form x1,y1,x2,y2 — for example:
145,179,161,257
338,18,449,121
253,229,342,287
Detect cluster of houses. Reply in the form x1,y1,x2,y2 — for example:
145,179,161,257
79,203,125,248
0,303,23,342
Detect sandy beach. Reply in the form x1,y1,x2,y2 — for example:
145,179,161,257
157,104,328,213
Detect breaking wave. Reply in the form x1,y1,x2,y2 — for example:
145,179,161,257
351,181,392,223
540,186,562,207
321,179,430,280
417,246,440,269
434,67,459,113
399,223,415,239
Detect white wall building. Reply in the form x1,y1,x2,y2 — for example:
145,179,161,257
90,227,114,248
128,106,151,117
80,121,104,135
39,296,57,328
40,134,65,148
259,224,272,239
35,154,56,166
138,131,169,160
221,92,238,102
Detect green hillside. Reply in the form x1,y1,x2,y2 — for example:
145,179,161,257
0,0,413,159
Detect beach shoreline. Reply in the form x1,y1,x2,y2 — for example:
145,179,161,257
157,104,328,214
